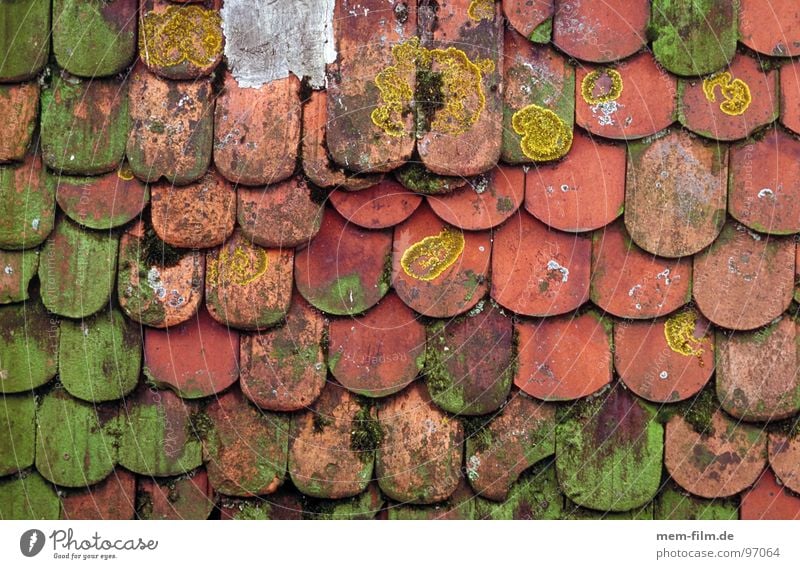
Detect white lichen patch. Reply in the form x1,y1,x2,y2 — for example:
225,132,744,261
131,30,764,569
3,265,13,275
757,187,775,199
146,267,167,300
546,259,569,282
466,455,481,481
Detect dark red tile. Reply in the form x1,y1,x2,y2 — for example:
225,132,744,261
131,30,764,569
328,179,422,229
740,0,800,57
0,248,37,304
0,82,39,162
137,469,214,520
780,61,800,134
60,470,136,520
0,153,56,250
741,469,800,520
0,0,50,81
502,0,553,39
769,434,800,495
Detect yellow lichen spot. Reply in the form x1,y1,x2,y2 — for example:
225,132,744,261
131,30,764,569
401,227,465,281
467,0,495,22
371,38,419,137
208,245,268,287
139,5,223,69
664,310,709,363
702,72,752,116
511,104,573,161
581,68,623,104
117,163,134,181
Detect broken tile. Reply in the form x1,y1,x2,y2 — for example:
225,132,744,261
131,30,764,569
0,82,39,162
503,0,553,40
0,153,56,250
740,0,800,57
654,481,738,520
0,295,58,393
137,469,214,520
474,461,563,520
60,469,136,520
0,393,35,476
741,468,800,520
0,471,60,520
0,248,38,304
0,0,50,81
329,179,422,229
781,61,800,134
769,433,800,495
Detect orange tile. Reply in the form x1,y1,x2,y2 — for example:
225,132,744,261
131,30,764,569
492,210,590,316
740,0,800,57
615,310,714,403
514,310,611,401
0,82,39,162
0,153,56,250
237,176,323,248
60,470,136,520
525,131,625,232
729,127,800,235
392,202,490,317
214,72,300,186
769,434,800,495
780,61,800,134
429,165,524,230
328,179,422,229
205,229,293,330
239,291,326,412
625,129,726,258
693,222,794,330
741,469,800,520
328,292,424,398
679,54,779,141
503,0,553,38
575,52,677,140
137,469,214,520
590,220,692,318
665,410,767,499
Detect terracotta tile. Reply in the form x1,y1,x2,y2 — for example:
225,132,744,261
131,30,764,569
525,132,625,232
328,292,424,398
302,482,385,520
150,169,235,248
465,391,556,501
769,433,800,494
741,468,800,520
615,310,714,403
0,294,58,394
492,210,590,316
295,207,392,316
387,477,475,520
780,61,800,134
144,305,239,399
329,179,422,229
0,0,50,81
53,0,138,77
60,469,136,520
515,310,611,400
556,385,663,511
475,462,564,520
392,202,490,317
126,65,214,184
650,0,738,77
502,0,553,39
393,162,469,195
654,481,738,520
0,248,38,304
625,129,727,258
590,220,692,318
219,490,303,520
693,222,794,330
575,52,677,140
39,216,119,319
429,165,524,230
139,0,223,79
327,0,416,173
729,127,800,235
0,82,39,162
137,469,214,520
376,382,463,504
239,291,326,412
740,0,800,57
417,0,503,176
117,221,204,328
665,410,767,498
0,393,35,476
204,388,289,496
552,0,648,62
289,385,374,499
214,72,300,186
0,471,61,520
501,30,573,164
0,153,56,250
716,317,800,422
237,176,323,248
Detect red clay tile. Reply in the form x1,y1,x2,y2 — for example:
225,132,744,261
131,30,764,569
137,469,214,520
514,310,611,401
60,470,136,520
590,220,692,319
0,248,37,304
0,295,58,394
615,310,714,403
239,291,326,412
214,72,300,186
127,65,214,185
57,166,148,230
769,434,800,494
492,210,590,316
328,179,422,229
716,317,800,422
741,469,800,520
502,0,553,39
204,388,289,496
144,305,239,399
780,61,800,134
679,54,779,141
575,52,677,140
525,132,625,232
328,292,424,398
625,129,727,258
429,165,524,230
150,169,235,248
665,410,767,499
740,0,800,57
376,382,463,504
0,0,50,81
237,176,323,248
392,202,490,317
0,153,56,250
552,0,648,62
417,0,503,177
729,127,800,235
289,384,374,499
693,222,794,331
0,82,39,162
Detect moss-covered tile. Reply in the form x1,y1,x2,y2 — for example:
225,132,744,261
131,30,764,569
0,471,60,520
0,82,39,161
302,483,384,520
0,0,50,81
0,392,35,476
474,461,564,520
136,469,215,520
60,468,136,520
219,491,303,520
0,154,56,250
563,500,654,520
0,295,58,393
386,478,476,520
655,482,739,520
0,248,38,304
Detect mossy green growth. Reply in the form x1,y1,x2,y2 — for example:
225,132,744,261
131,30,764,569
302,486,384,520
316,273,374,316
0,393,36,476
657,383,719,436
462,414,494,453
563,500,654,520
0,0,50,81
0,297,59,393
0,159,56,249
350,398,384,461
0,471,61,520
0,248,39,303
394,162,466,195
141,225,183,268
655,483,738,520
529,18,553,44
474,461,563,520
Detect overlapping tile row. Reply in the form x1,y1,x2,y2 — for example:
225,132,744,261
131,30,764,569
2,0,800,520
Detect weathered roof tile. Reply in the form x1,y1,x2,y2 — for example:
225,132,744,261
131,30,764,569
739,0,800,57
741,468,800,520
0,393,35,476
0,295,58,394
0,82,39,162
0,0,50,81
60,469,136,520
0,248,38,304
502,0,553,40
329,179,422,229
136,468,214,520
0,153,56,250
0,471,60,520
769,433,800,495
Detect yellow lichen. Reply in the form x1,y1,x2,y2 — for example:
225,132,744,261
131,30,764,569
401,227,465,281
371,39,419,137
511,104,573,161
581,68,623,104
208,245,268,287
139,5,223,69
467,0,495,21
117,162,134,181
702,72,751,116
664,310,708,363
